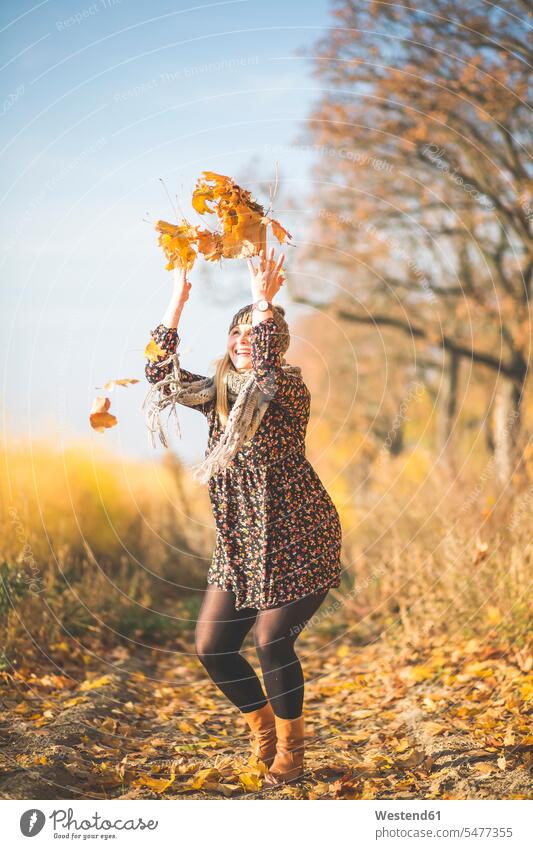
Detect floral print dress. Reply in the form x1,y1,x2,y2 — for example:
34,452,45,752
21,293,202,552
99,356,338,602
145,316,342,610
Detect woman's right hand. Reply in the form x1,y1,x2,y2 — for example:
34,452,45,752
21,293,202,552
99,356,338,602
172,264,192,305
161,265,191,329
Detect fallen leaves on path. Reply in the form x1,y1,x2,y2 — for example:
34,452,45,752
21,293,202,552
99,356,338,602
1,630,531,800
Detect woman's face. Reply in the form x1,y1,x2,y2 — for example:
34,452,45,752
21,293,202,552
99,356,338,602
228,322,252,371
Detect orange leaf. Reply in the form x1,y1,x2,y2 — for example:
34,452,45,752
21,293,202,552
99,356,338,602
269,217,292,244
89,397,117,433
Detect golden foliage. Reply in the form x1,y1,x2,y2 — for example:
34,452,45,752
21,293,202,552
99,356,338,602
155,170,292,270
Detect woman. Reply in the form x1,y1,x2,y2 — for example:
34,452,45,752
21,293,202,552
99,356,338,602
144,248,342,785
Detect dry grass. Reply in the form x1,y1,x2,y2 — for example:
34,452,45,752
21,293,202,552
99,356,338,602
1,438,213,661
1,436,531,666
325,450,532,647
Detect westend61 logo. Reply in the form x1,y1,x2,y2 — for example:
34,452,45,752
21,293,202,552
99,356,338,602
20,808,159,838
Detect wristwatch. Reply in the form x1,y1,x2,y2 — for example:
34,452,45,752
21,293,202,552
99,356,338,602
253,298,272,311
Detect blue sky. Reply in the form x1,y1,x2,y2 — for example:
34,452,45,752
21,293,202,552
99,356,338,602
1,0,334,465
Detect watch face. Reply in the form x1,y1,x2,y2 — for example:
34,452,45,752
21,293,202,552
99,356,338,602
257,299,268,310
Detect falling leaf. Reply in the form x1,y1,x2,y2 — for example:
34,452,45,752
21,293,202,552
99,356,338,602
89,397,117,433
102,378,140,391
269,218,292,244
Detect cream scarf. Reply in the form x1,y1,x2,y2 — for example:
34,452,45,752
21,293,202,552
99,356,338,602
142,348,302,484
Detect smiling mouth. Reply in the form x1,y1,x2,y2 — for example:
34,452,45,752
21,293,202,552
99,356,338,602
236,350,251,355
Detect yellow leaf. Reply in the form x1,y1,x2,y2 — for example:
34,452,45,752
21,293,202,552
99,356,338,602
50,641,69,651
205,735,226,748
79,675,113,692
63,696,87,708
409,666,434,682
102,378,140,391
520,681,533,702
144,338,167,362
238,772,262,792
138,771,176,793
218,783,240,797
155,218,198,271
189,768,220,790
247,755,269,774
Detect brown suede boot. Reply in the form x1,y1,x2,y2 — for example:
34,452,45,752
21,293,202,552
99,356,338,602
264,715,305,785
242,703,277,767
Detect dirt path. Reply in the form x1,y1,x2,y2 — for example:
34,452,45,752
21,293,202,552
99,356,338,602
1,630,531,800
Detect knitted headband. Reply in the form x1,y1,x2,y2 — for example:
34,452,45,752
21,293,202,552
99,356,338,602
228,303,290,356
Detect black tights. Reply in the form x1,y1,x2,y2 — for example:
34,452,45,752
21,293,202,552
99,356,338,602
194,585,328,719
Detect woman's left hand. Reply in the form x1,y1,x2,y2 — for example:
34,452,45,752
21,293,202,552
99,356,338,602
247,247,285,303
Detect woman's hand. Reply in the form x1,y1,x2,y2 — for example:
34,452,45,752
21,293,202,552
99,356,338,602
161,265,191,329
247,247,285,303
172,264,192,306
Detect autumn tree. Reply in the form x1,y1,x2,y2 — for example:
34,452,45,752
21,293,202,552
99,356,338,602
293,0,532,482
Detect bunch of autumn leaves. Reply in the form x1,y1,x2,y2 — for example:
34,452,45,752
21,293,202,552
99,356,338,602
156,170,291,270
90,171,292,433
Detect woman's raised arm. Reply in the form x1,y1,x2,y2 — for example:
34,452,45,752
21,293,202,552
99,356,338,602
160,265,191,330
145,267,213,415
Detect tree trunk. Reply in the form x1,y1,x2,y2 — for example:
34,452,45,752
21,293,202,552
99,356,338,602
436,350,460,456
492,376,522,486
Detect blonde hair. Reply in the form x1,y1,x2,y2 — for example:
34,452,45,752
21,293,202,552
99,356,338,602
214,304,253,426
